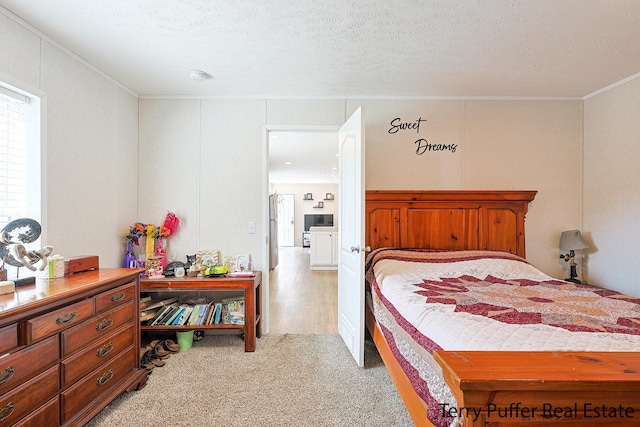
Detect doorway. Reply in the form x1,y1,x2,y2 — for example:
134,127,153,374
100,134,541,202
265,127,340,334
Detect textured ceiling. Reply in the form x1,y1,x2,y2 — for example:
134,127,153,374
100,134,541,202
2,0,640,98
269,132,339,184
2,1,640,184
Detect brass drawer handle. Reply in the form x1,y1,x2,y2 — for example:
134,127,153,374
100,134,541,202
111,292,125,302
97,342,114,357
56,311,76,325
56,311,77,324
0,367,14,385
96,369,113,386
0,402,15,423
96,318,113,331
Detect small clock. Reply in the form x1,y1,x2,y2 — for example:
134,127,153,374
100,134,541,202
236,254,250,271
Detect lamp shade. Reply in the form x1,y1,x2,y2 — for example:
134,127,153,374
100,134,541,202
559,230,589,251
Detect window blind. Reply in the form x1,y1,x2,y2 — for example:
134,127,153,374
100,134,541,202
0,90,29,230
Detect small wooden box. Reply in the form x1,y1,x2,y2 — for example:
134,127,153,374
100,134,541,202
64,256,99,275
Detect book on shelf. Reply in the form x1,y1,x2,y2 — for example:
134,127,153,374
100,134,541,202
146,305,171,325
152,304,179,326
139,296,152,308
196,303,211,326
141,297,179,312
212,302,222,324
153,305,175,326
175,305,192,326
192,304,203,325
140,307,160,322
230,309,244,325
165,306,185,326
222,298,244,325
204,303,214,324
187,304,201,326
205,302,216,325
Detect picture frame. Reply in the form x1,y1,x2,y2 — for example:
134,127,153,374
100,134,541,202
304,193,313,200
325,193,334,200
318,201,324,208
223,255,237,272
236,254,251,271
196,250,221,269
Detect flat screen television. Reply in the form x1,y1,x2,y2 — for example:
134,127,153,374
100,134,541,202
304,214,334,231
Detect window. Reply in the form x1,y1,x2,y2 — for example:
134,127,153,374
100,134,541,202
0,82,41,248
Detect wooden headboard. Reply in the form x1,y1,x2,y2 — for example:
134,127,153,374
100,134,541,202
365,190,537,258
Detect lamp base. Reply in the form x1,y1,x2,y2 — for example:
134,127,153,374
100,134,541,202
565,264,581,284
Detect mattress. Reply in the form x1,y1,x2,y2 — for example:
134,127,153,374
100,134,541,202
365,248,640,426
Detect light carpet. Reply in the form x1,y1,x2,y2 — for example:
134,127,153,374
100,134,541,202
87,333,414,427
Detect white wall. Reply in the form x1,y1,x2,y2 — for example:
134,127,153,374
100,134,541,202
345,99,583,277
0,12,139,268
584,78,640,297
138,99,265,268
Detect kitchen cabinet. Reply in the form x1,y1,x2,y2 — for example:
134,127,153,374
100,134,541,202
310,227,338,270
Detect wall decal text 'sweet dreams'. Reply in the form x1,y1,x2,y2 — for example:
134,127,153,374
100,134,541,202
388,117,457,154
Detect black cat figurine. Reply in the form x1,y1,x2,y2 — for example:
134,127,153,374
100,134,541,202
185,254,196,270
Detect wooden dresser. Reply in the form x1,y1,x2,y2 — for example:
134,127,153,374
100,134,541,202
0,269,148,426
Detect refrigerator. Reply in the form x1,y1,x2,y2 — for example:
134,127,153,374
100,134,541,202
269,194,279,269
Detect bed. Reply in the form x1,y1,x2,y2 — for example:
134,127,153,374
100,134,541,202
364,190,640,427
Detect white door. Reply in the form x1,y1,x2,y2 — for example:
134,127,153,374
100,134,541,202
277,194,295,246
337,106,365,367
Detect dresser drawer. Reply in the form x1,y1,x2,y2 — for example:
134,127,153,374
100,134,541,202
0,364,58,426
25,298,95,344
12,396,59,427
61,322,134,386
0,335,59,396
60,346,135,423
61,300,134,357
0,324,18,355
95,282,135,313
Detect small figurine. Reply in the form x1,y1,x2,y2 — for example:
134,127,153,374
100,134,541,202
185,254,196,270
148,266,164,279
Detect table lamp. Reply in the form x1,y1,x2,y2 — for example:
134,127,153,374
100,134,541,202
559,230,589,283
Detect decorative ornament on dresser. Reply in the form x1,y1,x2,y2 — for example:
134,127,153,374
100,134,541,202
123,241,137,268
0,217,53,273
122,212,180,271
154,211,180,269
123,222,145,268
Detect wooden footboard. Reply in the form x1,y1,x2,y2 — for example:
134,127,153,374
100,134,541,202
365,303,434,427
433,350,640,426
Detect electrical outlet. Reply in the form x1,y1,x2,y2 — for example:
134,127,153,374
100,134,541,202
248,221,256,234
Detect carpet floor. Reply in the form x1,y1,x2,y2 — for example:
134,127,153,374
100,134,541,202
87,333,414,427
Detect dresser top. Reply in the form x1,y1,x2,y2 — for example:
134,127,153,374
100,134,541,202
0,268,141,321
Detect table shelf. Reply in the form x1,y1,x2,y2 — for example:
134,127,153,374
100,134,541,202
140,272,261,351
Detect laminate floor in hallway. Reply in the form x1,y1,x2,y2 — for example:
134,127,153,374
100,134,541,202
269,246,338,334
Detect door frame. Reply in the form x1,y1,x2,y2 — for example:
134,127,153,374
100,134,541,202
262,125,340,334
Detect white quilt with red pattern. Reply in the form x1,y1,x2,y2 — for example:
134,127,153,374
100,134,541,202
365,248,640,426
